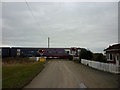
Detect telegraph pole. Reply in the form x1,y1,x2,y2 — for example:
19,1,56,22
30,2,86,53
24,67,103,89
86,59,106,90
48,37,50,48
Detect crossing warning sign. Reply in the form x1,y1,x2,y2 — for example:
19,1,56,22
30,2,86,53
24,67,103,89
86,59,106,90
40,58,45,62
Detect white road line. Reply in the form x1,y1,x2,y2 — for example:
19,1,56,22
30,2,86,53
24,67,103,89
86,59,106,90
47,60,51,63
79,83,87,88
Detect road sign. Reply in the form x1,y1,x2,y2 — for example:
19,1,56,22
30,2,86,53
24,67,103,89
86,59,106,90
38,49,44,56
40,58,45,62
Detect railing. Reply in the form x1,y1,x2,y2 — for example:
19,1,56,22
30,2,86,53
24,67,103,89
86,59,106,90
81,59,120,74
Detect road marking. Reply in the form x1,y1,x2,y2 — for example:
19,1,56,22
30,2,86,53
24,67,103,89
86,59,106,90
79,83,87,88
47,60,51,63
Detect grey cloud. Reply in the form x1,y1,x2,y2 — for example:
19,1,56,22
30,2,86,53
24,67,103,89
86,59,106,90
2,2,118,53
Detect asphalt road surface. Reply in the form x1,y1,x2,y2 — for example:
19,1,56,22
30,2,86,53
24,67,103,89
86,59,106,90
25,59,119,88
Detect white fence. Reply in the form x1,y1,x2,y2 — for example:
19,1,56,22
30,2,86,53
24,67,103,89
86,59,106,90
81,59,120,74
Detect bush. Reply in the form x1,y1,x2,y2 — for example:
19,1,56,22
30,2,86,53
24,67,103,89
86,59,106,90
79,48,93,62
2,57,35,64
69,55,73,60
92,53,107,63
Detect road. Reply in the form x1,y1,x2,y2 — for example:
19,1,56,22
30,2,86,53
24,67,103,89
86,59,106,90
25,59,119,88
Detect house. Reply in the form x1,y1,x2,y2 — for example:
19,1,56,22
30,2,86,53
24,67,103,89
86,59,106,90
104,43,120,66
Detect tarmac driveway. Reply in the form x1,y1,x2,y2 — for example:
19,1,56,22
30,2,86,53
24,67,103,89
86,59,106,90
25,59,119,88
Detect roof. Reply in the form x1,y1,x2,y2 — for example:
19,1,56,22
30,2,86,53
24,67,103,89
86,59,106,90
104,43,120,51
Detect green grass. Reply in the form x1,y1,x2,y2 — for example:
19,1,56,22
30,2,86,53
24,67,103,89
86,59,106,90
2,61,45,88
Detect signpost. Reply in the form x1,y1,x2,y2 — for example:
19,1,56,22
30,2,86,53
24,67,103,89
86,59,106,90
38,49,46,62
71,47,77,61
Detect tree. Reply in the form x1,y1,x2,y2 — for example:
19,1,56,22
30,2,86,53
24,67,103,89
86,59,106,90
92,53,107,63
79,48,93,63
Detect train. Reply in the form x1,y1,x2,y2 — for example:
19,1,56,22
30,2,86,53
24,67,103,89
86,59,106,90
0,47,81,59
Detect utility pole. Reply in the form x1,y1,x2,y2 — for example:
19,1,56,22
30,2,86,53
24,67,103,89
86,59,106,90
48,37,50,48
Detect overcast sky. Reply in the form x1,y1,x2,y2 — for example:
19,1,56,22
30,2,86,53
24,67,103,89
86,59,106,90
2,2,118,53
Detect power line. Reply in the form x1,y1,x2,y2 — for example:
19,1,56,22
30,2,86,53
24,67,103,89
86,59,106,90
25,0,47,36
25,0,40,26
25,0,49,47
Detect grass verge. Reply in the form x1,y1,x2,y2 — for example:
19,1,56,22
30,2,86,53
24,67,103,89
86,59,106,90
2,59,45,88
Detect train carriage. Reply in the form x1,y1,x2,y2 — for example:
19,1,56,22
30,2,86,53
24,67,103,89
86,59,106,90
1,47,81,60
1,47,10,57
41,48,70,59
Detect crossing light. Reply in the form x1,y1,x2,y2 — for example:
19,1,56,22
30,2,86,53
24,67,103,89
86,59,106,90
71,47,77,51
38,49,44,53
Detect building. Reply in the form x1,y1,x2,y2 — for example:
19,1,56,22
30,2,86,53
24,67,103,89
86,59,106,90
104,43,120,66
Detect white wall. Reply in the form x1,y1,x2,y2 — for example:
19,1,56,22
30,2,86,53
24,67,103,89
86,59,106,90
81,59,120,74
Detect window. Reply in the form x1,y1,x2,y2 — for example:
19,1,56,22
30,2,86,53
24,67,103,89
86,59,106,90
109,54,112,60
25,51,34,54
116,55,119,61
57,51,62,54
66,51,69,54
48,51,53,54
31,51,34,53
107,53,113,61
17,49,20,56
106,54,109,59
44,51,47,54
17,49,20,52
